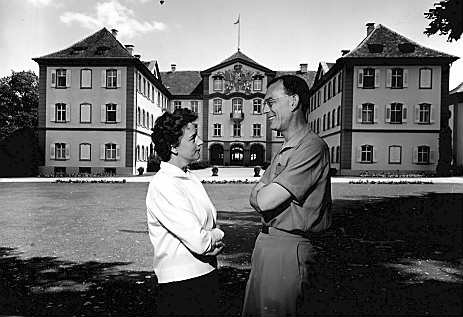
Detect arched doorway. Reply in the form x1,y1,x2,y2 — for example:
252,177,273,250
209,143,224,165
230,143,244,166
250,143,265,166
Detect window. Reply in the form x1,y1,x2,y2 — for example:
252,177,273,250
151,114,154,129
328,82,331,99
253,99,262,114
276,131,283,137
137,73,142,92
253,78,262,91
213,99,222,114
105,143,117,160
323,85,327,102
213,78,223,91
419,68,432,89
142,109,146,127
388,145,401,164
137,107,141,125
391,68,403,88
338,72,342,93
337,106,341,126
55,143,66,160
106,69,117,88
317,91,321,107
323,114,326,131
213,123,222,136
232,98,243,113
360,145,373,163
157,92,161,105
146,112,150,128
106,104,117,123
418,103,431,124
332,109,336,127
389,103,403,124
336,146,340,163
332,78,336,96
253,124,261,137
331,147,335,163
56,69,67,88
233,123,241,137
80,69,92,88
360,103,374,124
143,78,146,95
174,101,182,110
417,145,430,164
55,103,67,122
79,143,91,161
136,145,140,161
142,145,145,161
80,103,91,123
190,101,199,113
316,118,320,134
151,86,155,102
359,68,375,89
327,113,331,130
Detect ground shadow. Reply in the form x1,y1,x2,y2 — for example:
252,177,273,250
1,192,462,316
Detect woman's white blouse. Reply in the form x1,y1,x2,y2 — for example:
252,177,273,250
146,161,224,283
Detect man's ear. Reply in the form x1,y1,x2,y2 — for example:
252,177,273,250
290,94,300,112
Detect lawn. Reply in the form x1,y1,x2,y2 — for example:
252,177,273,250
0,182,462,315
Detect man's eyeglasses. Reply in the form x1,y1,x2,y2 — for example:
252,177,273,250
263,95,291,107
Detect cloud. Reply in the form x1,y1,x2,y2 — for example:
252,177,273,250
59,0,166,39
27,0,54,6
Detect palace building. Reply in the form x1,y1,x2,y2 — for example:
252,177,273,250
34,23,458,176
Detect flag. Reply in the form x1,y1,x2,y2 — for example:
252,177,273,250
234,15,240,24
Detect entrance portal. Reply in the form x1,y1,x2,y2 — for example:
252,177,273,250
230,143,244,166
209,143,224,165
250,143,265,166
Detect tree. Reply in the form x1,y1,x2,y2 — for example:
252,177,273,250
0,70,39,141
424,0,463,42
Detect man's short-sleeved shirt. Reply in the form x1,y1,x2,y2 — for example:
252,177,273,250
260,128,332,233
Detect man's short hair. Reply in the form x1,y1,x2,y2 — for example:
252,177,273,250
268,75,310,115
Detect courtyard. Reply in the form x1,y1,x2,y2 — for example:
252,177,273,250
0,181,462,315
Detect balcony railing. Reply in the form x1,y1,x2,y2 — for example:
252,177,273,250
230,112,244,121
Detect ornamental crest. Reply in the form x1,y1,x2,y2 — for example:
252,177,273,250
221,64,254,94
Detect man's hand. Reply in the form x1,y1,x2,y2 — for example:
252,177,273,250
205,241,225,256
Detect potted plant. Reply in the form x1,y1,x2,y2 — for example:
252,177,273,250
211,166,219,176
253,166,261,177
137,166,144,176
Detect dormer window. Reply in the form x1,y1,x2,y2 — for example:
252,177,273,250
367,43,384,53
398,43,415,53
72,46,88,55
213,75,223,91
95,45,110,55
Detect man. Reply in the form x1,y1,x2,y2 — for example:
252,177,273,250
242,75,332,316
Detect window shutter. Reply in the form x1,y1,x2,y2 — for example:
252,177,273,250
65,104,70,122
66,70,71,87
65,143,70,159
357,105,362,123
116,105,121,122
403,69,408,88
414,104,420,123
51,70,56,88
101,70,106,87
373,104,378,123
101,104,106,122
356,146,362,162
100,144,105,160
116,70,122,88
50,104,56,122
374,69,380,88
430,149,436,163
385,104,391,123
386,69,392,88
116,144,121,160
430,105,436,123
50,143,55,159
412,146,418,163
402,105,407,122
357,69,363,87
372,147,377,163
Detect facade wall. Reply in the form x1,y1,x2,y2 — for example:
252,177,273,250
450,102,463,166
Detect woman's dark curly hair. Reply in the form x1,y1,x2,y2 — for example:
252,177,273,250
151,108,198,162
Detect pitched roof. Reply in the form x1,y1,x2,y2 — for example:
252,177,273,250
343,24,458,60
203,49,273,73
275,70,317,89
220,50,260,65
160,71,202,95
36,28,133,59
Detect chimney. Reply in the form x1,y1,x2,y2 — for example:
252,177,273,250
111,28,118,37
125,44,134,55
171,64,176,72
341,50,350,56
366,22,375,36
299,63,308,73
134,54,141,59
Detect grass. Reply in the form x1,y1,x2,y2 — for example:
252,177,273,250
0,182,462,315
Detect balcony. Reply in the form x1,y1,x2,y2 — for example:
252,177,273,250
230,112,244,122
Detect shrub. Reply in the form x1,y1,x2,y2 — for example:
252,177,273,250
253,166,261,177
137,166,144,176
211,166,219,176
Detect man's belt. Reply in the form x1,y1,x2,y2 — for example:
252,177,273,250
261,225,328,238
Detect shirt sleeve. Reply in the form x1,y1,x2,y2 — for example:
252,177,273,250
273,141,329,204
146,179,221,255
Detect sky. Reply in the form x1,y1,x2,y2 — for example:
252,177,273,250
1,0,462,90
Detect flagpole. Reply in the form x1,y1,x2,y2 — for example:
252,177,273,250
238,14,240,51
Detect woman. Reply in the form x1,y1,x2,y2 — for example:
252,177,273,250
146,108,224,316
